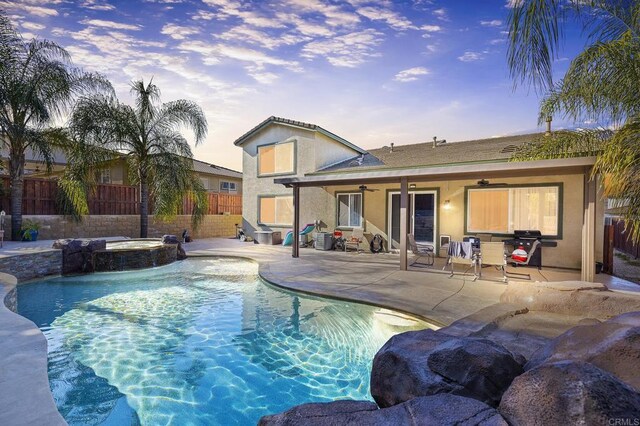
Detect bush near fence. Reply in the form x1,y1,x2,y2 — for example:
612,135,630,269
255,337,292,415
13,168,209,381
0,177,241,215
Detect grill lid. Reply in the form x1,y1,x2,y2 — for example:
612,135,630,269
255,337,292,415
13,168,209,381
514,230,542,238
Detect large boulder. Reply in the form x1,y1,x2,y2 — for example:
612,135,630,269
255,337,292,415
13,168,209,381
371,330,523,408
259,395,506,426
499,361,640,426
258,400,377,425
525,311,640,390
52,238,106,274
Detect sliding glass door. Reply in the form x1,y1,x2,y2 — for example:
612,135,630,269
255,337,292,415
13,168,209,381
388,191,436,249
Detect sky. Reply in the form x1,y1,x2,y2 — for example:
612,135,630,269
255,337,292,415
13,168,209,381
3,0,586,171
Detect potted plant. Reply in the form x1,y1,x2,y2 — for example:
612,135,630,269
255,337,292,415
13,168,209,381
20,219,40,241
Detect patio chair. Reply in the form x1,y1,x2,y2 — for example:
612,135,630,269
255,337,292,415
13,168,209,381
506,240,541,280
446,241,477,280
408,234,434,266
282,223,316,246
479,242,507,282
344,227,364,252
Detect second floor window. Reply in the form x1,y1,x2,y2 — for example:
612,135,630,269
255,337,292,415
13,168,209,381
99,169,111,184
220,181,237,193
258,141,294,176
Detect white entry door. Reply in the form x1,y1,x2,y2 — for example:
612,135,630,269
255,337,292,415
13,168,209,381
388,191,437,249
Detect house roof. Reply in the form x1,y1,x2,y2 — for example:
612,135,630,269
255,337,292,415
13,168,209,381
319,133,543,173
233,116,367,154
192,158,242,179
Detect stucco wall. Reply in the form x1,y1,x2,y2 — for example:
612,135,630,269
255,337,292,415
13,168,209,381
324,173,604,270
4,214,240,240
239,123,359,236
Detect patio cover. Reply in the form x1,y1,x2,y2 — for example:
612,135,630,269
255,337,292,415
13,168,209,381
275,156,599,282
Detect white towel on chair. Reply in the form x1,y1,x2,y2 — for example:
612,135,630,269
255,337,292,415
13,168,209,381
448,241,473,260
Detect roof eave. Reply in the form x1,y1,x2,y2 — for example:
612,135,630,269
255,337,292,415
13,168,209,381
275,157,597,187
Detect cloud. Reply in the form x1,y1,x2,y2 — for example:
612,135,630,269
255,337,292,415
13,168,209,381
0,2,58,17
192,10,216,20
421,24,442,32
300,29,384,67
433,8,448,21
81,19,141,31
161,23,199,40
458,51,483,62
178,40,301,71
480,20,502,27
22,21,46,31
356,6,415,31
394,67,430,82
202,0,285,28
80,0,115,11
217,25,310,50
286,0,360,27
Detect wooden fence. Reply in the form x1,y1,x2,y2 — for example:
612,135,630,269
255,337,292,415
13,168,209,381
0,177,241,215
611,219,640,259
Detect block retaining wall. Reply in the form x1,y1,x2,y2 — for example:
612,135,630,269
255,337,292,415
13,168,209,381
4,214,242,240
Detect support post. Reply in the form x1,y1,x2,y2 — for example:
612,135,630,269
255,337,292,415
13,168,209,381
400,177,408,271
292,185,300,258
581,172,596,281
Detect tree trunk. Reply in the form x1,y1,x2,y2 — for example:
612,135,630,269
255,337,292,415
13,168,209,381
9,151,25,241
140,180,149,238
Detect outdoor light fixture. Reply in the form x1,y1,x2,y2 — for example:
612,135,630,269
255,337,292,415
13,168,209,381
443,200,451,210
409,184,416,189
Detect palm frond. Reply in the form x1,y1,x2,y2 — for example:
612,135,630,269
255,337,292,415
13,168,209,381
510,129,611,161
539,33,640,124
594,116,640,242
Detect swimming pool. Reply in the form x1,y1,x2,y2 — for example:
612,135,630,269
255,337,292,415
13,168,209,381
17,257,432,425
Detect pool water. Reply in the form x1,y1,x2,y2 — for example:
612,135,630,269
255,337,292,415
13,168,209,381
17,258,432,425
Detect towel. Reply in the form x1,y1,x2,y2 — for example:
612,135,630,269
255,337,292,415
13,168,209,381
448,241,473,260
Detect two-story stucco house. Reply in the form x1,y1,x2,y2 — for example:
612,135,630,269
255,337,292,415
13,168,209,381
235,116,603,281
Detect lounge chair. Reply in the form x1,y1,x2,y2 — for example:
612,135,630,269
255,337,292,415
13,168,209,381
282,223,316,246
344,227,364,252
408,234,434,266
479,242,507,282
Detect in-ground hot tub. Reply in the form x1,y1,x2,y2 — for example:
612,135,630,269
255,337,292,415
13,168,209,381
93,239,178,272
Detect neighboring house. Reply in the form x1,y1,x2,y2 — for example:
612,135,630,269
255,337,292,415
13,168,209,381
93,157,242,193
1,149,242,194
235,116,604,281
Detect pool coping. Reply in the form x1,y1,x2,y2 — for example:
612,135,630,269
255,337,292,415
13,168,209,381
0,271,67,426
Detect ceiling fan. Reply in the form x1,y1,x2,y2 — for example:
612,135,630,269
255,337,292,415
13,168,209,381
474,179,507,188
359,185,379,192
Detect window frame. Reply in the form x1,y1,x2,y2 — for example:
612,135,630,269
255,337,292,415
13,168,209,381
257,140,297,177
464,183,563,239
220,180,237,193
336,191,363,229
257,194,294,227
99,168,111,184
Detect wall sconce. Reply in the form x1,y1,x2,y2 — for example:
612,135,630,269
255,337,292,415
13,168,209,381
443,200,451,210
409,184,416,189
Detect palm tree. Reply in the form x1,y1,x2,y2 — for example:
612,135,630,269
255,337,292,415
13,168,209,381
0,13,110,240
68,79,208,238
507,0,640,241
